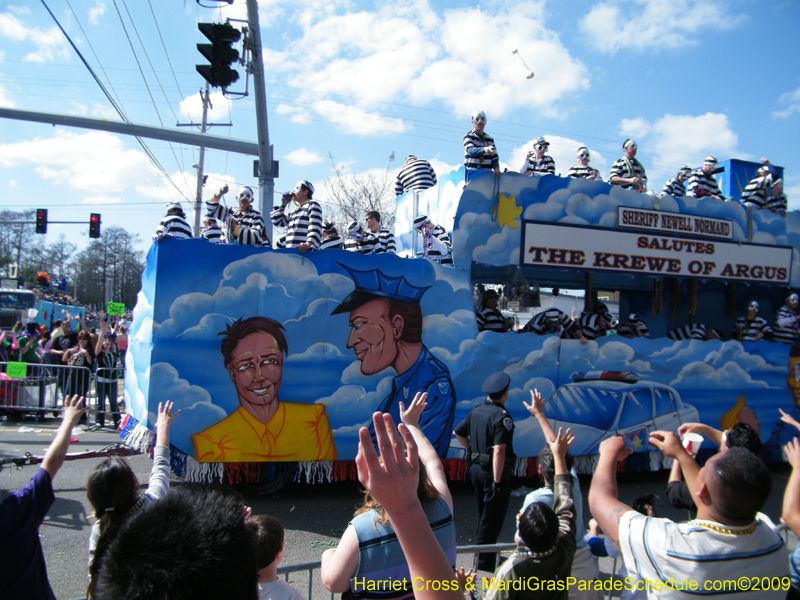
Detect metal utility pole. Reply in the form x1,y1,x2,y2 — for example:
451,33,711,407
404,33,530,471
246,0,275,244
193,83,211,236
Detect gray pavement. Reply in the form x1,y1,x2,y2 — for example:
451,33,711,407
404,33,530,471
1,414,796,600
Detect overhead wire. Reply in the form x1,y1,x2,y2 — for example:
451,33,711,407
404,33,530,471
114,0,192,196
39,0,190,203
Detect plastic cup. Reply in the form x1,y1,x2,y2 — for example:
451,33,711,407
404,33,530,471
682,432,703,456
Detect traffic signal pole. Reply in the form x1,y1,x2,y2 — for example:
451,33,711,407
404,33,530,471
193,83,210,236
246,0,275,244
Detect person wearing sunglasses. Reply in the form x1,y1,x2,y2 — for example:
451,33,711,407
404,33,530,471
567,146,602,181
463,110,501,180
520,136,556,176
609,138,647,191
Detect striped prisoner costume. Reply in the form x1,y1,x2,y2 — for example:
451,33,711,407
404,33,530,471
687,169,724,199
661,177,687,198
567,164,601,180
206,201,268,247
774,305,799,344
395,156,437,196
463,130,499,171
520,155,556,176
609,157,647,190
270,200,323,250
154,214,192,240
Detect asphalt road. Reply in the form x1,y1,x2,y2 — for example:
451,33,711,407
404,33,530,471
1,415,796,600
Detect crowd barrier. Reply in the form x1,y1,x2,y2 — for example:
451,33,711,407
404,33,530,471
0,361,124,426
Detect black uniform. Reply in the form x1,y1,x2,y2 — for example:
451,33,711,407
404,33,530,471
454,399,515,571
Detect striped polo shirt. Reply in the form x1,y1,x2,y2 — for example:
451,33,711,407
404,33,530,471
370,228,397,254
687,169,724,198
733,316,772,342
567,164,602,180
463,130,499,171
477,307,506,332
662,177,687,198
619,512,788,599
520,155,556,176
609,157,647,190
395,156,437,196
154,214,192,240
206,201,268,247
773,305,799,344
270,200,323,249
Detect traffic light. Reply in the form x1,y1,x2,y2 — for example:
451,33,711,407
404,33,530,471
196,23,241,88
89,213,101,238
35,208,48,234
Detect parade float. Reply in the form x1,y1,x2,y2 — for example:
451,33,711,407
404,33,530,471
122,160,800,486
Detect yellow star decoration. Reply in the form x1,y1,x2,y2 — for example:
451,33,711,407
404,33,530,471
496,193,522,229
630,434,644,449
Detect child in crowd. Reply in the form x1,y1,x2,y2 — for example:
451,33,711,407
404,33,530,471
486,427,576,600
86,401,179,599
248,515,303,600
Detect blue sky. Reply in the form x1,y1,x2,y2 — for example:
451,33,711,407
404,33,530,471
1,0,799,251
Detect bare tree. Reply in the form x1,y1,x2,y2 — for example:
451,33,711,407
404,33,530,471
45,235,77,280
322,152,396,236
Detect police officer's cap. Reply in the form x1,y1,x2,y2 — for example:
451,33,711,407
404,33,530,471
482,372,510,395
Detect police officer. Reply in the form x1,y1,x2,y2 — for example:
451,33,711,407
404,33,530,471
454,371,515,572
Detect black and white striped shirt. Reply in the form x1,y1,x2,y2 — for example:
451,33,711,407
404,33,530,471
154,215,192,240
463,130,499,171
369,228,396,254
773,305,799,344
609,157,647,190
343,236,376,254
270,201,323,250
201,226,223,243
667,324,708,340
563,314,603,340
421,225,452,264
687,169,724,199
567,164,601,180
732,316,772,342
520,155,556,176
395,157,437,196
766,192,788,216
206,201,268,247
320,235,343,250
662,177,687,198
618,316,650,338
741,175,770,207
477,307,506,332
521,308,576,335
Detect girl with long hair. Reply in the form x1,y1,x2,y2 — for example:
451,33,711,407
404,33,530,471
86,401,179,599
320,393,456,600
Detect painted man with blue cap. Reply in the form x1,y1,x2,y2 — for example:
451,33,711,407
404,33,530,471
331,265,456,457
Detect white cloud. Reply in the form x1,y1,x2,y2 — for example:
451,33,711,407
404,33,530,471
773,84,800,118
261,1,588,123
285,148,324,166
311,100,410,135
580,0,747,53
89,1,106,25
617,112,742,184
179,91,232,123
0,130,159,192
0,11,69,63
619,118,651,139
0,83,15,108
275,104,312,125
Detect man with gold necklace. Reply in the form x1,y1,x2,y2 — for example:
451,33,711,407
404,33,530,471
589,433,788,598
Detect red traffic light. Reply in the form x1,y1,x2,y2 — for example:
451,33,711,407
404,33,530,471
35,208,48,234
89,213,101,238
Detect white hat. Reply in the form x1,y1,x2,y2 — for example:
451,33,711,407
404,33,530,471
414,215,431,230
294,180,315,196
623,139,636,149
167,202,183,213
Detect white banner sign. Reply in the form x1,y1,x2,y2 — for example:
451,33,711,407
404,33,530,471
521,221,792,283
617,206,733,240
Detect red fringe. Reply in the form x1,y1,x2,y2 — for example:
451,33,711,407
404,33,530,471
332,460,358,481
224,462,263,484
442,459,468,481
526,457,538,477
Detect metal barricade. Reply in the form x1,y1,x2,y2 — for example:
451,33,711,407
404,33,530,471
0,361,92,420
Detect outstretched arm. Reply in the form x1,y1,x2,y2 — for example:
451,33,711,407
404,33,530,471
42,395,88,480
523,389,556,442
678,422,722,447
783,438,800,537
650,431,700,495
356,413,462,600
400,392,453,513
588,436,633,551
